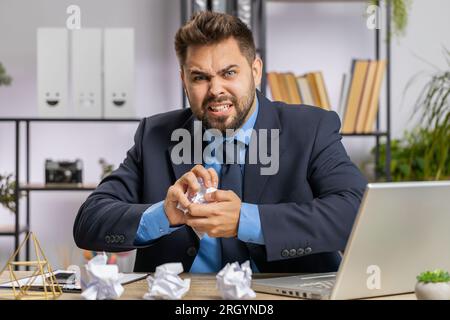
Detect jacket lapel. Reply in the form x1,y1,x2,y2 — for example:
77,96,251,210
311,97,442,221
167,113,199,181
243,91,285,203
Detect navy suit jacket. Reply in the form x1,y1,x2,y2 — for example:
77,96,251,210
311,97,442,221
73,91,368,273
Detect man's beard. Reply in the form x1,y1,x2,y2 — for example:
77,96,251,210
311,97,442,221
199,82,255,133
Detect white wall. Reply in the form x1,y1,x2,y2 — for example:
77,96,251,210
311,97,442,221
0,0,449,270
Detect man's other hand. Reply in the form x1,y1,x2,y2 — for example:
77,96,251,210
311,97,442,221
185,190,241,238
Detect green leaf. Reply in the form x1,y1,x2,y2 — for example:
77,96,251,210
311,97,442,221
417,269,450,283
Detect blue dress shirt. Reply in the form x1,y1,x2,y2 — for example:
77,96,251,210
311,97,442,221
135,97,264,272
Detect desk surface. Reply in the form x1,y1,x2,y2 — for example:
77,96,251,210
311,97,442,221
0,271,416,300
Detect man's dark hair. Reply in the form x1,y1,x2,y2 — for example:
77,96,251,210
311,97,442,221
174,11,256,66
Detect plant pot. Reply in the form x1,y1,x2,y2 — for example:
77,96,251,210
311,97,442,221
415,281,450,300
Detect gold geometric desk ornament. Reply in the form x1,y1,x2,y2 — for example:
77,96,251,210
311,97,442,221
0,232,62,300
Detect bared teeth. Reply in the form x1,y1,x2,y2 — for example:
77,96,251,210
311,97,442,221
209,104,231,112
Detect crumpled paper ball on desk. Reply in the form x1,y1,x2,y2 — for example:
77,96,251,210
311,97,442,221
216,260,256,300
143,262,190,300
81,253,124,300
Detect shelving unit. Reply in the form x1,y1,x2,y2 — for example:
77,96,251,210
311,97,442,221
180,0,392,181
0,118,141,267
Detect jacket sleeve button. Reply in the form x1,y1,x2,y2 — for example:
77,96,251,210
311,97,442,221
281,249,289,257
187,246,197,257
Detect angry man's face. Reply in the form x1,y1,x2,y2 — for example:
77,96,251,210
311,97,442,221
181,37,262,133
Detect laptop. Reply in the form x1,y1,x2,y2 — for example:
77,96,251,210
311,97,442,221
252,181,450,300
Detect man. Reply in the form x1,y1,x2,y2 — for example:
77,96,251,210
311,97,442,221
73,11,367,273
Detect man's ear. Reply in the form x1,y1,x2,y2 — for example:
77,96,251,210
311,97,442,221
180,67,189,98
252,57,263,87
180,67,185,89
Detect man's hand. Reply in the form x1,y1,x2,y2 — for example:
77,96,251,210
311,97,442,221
164,165,218,226
185,190,241,238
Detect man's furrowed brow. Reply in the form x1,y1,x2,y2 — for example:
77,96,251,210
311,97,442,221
188,64,239,75
189,69,210,76
219,64,239,73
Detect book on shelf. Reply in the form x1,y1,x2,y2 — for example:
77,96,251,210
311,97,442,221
355,60,377,133
266,60,385,134
267,72,283,101
267,71,330,110
296,76,314,105
305,72,321,107
337,73,350,119
363,60,386,133
312,71,331,110
284,72,302,104
341,59,369,133
340,59,386,134
278,73,292,104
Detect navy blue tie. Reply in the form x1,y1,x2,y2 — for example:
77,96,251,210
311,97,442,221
219,140,250,267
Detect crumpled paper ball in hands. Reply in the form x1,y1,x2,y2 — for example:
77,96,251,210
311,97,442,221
143,262,191,300
176,177,217,239
216,260,256,300
81,253,124,300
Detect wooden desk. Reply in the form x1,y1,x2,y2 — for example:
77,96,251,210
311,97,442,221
0,272,416,300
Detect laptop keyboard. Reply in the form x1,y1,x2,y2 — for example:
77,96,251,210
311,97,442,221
298,279,336,290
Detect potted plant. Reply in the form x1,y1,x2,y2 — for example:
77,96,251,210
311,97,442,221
99,158,114,180
373,49,450,181
0,173,20,214
368,0,412,38
415,269,450,300
0,64,16,214
0,62,12,87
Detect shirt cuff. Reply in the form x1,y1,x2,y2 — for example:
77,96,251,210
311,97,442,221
134,200,181,245
237,203,265,245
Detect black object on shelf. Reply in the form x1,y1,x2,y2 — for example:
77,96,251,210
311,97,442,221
180,0,391,181
45,159,83,185
0,117,141,269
